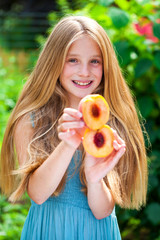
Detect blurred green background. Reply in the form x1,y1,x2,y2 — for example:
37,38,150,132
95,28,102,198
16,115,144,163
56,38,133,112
0,0,160,239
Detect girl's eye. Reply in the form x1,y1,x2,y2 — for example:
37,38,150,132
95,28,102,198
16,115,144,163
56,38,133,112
68,58,78,63
91,59,100,64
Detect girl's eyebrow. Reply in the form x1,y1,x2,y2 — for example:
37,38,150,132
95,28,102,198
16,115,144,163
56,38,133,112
67,53,102,58
67,54,79,57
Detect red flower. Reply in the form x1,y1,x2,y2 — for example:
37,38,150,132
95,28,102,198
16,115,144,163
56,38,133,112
134,18,160,43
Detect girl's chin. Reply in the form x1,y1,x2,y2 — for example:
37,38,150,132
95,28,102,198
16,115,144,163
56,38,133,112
67,87,97,103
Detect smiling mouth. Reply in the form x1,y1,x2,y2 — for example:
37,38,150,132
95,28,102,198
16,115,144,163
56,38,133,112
72,80,92,86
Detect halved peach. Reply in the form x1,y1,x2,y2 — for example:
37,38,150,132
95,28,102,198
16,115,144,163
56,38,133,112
83,125,114,158
79,94,109,130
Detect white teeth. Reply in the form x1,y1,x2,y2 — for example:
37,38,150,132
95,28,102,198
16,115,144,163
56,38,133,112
73,81,92,86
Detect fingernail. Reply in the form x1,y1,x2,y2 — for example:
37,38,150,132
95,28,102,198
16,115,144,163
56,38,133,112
121,147,126,153
80,122,84,127
77,112,82,118
112,129,117,134
113,140,119,150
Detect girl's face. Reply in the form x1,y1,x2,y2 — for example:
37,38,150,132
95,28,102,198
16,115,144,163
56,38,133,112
59,35,103,108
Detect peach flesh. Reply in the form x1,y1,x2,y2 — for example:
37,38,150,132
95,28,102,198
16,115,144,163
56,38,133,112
83,125,114,158
79,94,110,130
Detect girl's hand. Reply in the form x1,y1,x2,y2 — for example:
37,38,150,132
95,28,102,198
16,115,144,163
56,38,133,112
84,129,126,184
57,108,86,150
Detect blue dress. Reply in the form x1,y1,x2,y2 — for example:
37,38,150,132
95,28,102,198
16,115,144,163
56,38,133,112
21,150,121,240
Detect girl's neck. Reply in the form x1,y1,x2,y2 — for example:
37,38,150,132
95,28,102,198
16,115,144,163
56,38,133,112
68,97,81,110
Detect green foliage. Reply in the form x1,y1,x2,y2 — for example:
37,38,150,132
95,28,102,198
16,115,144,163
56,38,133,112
145,202,160,225
134,58,152,78
0,0,160,239
0,49,36,239
0,195,30,239
0,13,40,49
0,53,24,146
108,7,130,28
153,23,160,39
154,51,160,70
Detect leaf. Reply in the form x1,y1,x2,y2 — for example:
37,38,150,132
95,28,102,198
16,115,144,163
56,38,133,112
90,4,107,19
136,0,152,4
115,0,130,10
99,0,114,7
157,128,160,140
153,22,160,39
5,99,15,109
0,230,6,236
114,41,132,66
153,51,160,70
148,175,159,190
134,58,152,78
108,7,130,28
145,203,160,225
154,76,160,95
145,120,157,144
138,96,154,118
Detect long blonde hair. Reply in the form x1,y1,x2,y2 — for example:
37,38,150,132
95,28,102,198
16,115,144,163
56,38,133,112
0,16,148,209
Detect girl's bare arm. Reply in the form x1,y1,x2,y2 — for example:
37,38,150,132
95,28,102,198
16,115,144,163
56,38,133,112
27,141,76,204
14,112,84,204
87,179,115,219
85,131,126,219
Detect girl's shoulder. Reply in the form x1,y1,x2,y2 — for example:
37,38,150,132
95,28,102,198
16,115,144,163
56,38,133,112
15,113,34,133
14,114,34,166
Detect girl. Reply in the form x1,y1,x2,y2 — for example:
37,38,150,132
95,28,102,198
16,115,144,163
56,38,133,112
0,16,148,239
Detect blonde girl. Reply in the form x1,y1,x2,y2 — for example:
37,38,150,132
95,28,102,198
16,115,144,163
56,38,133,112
0,16,148,239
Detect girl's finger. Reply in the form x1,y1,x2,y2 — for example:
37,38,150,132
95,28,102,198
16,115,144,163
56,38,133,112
58,121,84,132
114,146,126,160
58,130,76,140
113,140,126,151
63,108,82,119
58,113,77,124
104,146,126,171
111,128,125,145
113,140,121,151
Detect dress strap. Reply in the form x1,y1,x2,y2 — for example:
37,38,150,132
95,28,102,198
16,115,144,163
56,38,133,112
30,112,35,128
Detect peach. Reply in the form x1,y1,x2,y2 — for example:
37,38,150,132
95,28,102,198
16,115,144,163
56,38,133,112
79,94,109,130
83,125,114,158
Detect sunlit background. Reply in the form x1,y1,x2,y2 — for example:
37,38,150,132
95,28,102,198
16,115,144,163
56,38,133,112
0,0,160,239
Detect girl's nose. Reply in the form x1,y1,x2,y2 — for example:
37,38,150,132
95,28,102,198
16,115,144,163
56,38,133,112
78,63,90,77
